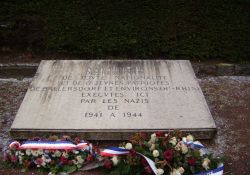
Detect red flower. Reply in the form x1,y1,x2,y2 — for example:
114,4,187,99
188,157,197,166
103,159,112,169
10,155,18,163
60,156,68,165
94,146,101,154
163,150,173,161
144,166,153,174
140,132,148,140
141,157,148,167
74,137,81,144
87,155,94,162
129,150,137,157
141,157,148,166
35,158,43,165
156,131,165,137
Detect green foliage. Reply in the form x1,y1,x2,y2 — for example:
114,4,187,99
62,165,77,174
0,0,249,61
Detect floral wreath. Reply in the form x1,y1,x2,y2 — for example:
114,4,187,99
2,131,224,175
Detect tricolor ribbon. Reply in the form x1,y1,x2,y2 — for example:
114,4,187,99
182,139,209,155
100,147,130,156
9,140,88,150
183,140,224,175
101,147,158,175
194,164,224,175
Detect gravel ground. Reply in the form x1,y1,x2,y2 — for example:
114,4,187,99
0,76,250,175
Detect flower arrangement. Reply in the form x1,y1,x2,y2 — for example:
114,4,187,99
3,135,98,174
2,131,224,175
101,131,224,175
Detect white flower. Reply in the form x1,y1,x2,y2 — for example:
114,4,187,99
202,158,210,170
31,150,39,157
73,160,78,165
45,158,51,163
76,155,84,164
164,133,168,137
41,161,46,167
54,150,62,157
150,137,157,144
37,149,43,155
156,168,164,175
15,151,20,156
62,151,69,158
170,167,185,175
42,155,46,161
48,172,56,175
169,137,177,146
199,149,206,156
147,141,153,147
181,144,188,154
170,169,181,175
111,156,119,166
182,137,187,142
186,134,194,142
18,156,23,164
153,150,159,157
175,142,182,151
125,143,133,150
151,133,156,139
149,143,156,151
151,137,158,144
150,133,158,143
73,150,79,154
177,167,185,174
25,149,31,156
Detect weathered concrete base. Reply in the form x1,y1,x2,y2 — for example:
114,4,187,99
10,128,216,140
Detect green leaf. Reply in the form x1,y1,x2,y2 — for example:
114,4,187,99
62,165,77,174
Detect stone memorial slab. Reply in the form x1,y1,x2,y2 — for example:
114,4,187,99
11,60,216,139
